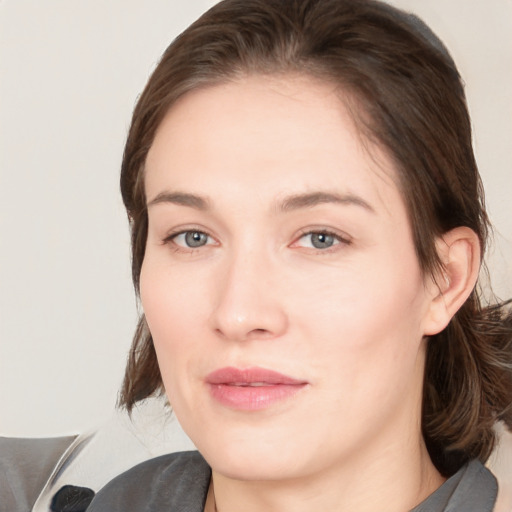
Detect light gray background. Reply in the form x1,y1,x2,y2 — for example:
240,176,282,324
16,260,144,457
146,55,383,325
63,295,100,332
1,0,511,437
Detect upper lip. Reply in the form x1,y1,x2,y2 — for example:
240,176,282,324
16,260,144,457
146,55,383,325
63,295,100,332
205,366,307,386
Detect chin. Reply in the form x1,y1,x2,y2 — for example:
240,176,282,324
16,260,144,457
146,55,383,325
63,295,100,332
208,448,302,481
192,424,317,482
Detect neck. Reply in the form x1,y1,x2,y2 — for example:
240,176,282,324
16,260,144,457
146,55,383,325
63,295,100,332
206,435,444,512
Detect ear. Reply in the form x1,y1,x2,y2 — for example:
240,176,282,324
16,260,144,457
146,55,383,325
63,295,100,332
423,227,481,336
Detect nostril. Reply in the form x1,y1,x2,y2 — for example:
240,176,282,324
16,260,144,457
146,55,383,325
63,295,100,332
214,326,275,342
246,328,276,340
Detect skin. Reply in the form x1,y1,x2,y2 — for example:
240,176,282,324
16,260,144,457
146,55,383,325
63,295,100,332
140,74,466,512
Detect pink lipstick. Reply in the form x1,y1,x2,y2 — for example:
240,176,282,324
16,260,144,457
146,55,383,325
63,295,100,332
205,367,307,410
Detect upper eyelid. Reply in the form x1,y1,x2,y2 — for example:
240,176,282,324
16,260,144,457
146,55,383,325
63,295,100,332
162,225,213,240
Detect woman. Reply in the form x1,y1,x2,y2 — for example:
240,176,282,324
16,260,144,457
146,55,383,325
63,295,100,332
88,0,512,510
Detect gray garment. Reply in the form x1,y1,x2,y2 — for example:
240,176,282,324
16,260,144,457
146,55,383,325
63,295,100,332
0,436,77,512
87,451,497,512
411,460,497,512
87,451,211,512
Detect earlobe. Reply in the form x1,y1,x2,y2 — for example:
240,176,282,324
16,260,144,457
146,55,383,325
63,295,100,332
423,227,481,336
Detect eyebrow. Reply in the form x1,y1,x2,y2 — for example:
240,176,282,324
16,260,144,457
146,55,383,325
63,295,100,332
147,190,375,214
278,191,375,214
147,191,211,210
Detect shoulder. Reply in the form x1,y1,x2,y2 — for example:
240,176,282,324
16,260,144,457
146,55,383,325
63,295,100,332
87,450,211,512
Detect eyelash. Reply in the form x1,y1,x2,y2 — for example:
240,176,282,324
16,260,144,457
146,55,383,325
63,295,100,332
162,228,352,253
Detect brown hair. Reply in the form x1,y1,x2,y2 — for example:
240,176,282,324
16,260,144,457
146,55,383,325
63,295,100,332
118,0,512,476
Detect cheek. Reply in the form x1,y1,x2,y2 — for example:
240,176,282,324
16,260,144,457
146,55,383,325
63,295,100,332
139,258,209,417
291,251,427,386
139,257,204,368
140,252,207,329
295,252,425,337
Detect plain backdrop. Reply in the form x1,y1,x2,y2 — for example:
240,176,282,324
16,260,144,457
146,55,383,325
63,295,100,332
1,0,511,437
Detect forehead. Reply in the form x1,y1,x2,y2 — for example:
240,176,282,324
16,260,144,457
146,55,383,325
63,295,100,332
145,74,403,216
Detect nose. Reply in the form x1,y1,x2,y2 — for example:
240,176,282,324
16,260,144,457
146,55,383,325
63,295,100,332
210,250,288,342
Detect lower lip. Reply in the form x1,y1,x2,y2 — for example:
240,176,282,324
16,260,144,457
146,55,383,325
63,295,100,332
208,383,307,410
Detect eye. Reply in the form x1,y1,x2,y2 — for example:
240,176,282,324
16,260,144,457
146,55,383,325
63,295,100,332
307,232,337,249
293,230,349,250
169,230,212,248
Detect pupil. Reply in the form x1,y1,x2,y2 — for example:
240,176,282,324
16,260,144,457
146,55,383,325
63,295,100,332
185,231,206,247
312,233,333,249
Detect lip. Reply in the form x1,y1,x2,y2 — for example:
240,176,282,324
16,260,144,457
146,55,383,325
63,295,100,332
205,366,308,411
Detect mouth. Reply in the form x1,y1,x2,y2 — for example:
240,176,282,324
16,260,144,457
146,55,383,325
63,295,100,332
205,366,308,410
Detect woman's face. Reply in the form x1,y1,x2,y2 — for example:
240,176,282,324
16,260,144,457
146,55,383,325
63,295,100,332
141,75,439,480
